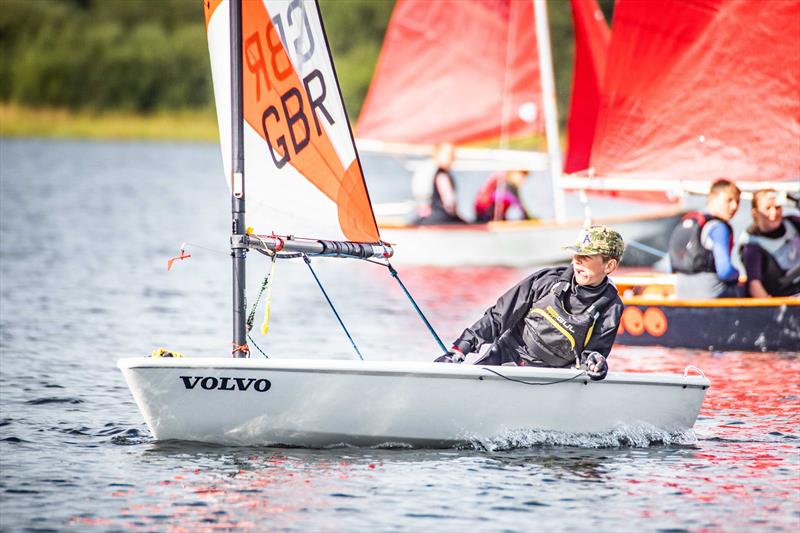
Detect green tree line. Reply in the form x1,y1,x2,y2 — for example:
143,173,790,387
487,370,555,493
0,0,611,124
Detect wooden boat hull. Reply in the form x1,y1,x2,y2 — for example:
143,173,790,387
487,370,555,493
119,357,709,447
617,297,800,352
379,206,684,267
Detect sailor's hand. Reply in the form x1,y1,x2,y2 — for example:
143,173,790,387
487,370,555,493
434,348,466,364
581,351,608,381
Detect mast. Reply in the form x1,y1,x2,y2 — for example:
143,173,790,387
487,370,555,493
533,0,566,223
230,0,247,357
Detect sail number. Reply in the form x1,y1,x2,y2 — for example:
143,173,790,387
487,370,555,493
244,1,335,169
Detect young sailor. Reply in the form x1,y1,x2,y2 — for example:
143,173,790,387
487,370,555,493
435,225,625,381
668,179,745,298
739,189,800,297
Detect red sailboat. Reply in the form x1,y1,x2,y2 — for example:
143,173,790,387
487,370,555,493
356,0,685,267
599,0,800,352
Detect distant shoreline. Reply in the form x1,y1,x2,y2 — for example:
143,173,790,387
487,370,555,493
0,104,551,151
0,105,220,142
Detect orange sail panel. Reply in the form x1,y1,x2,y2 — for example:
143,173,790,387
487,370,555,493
356,0,543,145
589,0,800,183
206,0,380,243
563,0,609,175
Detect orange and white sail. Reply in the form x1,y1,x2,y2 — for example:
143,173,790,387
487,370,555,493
204,0,380,243
356,0,543,146
589,0,800,185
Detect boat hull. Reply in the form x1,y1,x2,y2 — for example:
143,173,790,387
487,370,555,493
379,207,684,267
119,358,709,447
616,297,800,352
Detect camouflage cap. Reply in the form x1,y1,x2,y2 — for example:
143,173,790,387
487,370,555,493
563,225,625,259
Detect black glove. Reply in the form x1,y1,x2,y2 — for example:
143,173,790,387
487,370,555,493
434,349,466,364
581,351,608,381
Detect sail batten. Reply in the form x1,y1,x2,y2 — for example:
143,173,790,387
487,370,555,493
207,0,382,244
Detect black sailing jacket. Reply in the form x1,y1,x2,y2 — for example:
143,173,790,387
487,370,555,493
452,266,624,366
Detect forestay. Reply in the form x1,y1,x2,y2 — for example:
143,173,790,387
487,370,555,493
204,0,380,243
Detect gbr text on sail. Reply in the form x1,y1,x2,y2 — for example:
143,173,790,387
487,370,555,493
243,2,335,169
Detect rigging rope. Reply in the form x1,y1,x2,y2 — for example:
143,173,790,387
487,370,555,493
481,367,588,385
241,240,280,358
242,244,448,360
231,342,250,356
303,254,364,360
386,262,448,354
260,253,277,335
247,334,269,358
245,251,277,334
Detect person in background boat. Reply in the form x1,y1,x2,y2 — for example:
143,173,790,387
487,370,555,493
435,225,625,381
413,143,466,225
739,189,800,297
668,179,746,298
473,170,532,223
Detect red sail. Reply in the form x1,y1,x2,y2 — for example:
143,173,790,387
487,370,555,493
564,0,610,174
590,0,800,183
356,0,543,145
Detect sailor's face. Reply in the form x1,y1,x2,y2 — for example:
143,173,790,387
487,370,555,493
753,194,782,233
435,143,455,168
571,254,616,286
708,189,740,221
506,170,527,187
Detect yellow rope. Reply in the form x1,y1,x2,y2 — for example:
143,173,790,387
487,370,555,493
260,255,277,335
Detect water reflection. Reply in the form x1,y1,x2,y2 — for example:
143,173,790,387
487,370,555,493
2,139,798,531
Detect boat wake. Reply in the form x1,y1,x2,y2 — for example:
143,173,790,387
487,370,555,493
469,424,698,451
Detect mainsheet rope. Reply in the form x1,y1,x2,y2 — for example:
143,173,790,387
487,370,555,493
302,254,364,361
386,262,448,354
481,367,588,386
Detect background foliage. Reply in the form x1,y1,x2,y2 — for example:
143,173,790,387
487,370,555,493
0,0,613,126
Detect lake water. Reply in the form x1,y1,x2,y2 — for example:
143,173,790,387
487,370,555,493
1,139,798,531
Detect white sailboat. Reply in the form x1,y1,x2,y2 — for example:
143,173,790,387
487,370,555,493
119,0,709,448
120,358,709,447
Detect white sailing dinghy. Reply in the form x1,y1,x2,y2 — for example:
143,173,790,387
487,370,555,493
119,0,709,448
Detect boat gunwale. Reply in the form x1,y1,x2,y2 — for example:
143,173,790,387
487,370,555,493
621,296,800,308
118,357,710,388
378,204,685,231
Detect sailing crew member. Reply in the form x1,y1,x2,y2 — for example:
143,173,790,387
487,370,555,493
435,225,625,381
474,170,531,223
668,179,746,298
739,188,800,297
414,143,467,225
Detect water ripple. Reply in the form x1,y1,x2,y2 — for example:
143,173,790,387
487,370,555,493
1,140,798,532
110,428,151,446
25,397,83,405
